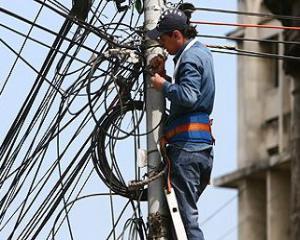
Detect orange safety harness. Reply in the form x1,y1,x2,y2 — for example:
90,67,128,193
160,120,215,193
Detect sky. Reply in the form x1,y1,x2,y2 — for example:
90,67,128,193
0,0,238,239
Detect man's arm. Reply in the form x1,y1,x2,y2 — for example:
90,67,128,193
151,62,202,107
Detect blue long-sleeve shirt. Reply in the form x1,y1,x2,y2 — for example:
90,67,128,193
162,39,215,151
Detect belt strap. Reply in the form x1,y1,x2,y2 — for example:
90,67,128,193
165,122,211,141
159,120,215,192
159,137,172,193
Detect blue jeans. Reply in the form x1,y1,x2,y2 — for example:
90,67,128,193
166,145,213,240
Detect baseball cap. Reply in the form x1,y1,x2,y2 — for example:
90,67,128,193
147,9,188,40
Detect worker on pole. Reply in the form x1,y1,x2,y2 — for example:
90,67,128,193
147,7,215,240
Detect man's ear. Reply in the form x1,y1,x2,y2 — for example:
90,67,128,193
173,30,185,45
173,30,182,40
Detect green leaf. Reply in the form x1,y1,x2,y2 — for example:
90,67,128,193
135,0,144,14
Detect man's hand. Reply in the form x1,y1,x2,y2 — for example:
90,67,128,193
151,73,166,91
149,54,166,77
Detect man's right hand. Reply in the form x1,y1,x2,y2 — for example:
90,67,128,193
149,54,166,77
151,73,166,91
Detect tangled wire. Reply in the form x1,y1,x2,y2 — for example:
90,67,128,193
0,0,174,239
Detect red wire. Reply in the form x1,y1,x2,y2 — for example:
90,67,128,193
190,20,300,31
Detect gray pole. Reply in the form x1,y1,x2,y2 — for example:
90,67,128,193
144,0,169,239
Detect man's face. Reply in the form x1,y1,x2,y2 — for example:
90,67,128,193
158,32,181,55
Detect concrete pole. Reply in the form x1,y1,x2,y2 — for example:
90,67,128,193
144,0,169,239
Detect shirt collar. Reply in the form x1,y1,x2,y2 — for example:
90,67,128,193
173,38,194,64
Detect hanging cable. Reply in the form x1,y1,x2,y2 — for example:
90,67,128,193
0,0,147,238
211,49,294,60
0,2,45,95
191,20,300,31
194,6,300,22
198,34,300,46
0,7,101,55
207,44,300,61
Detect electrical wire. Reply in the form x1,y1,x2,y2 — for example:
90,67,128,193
0,0,148,239
0,39,65,96
210,47,300,61
191,20,300,31
198,34,300,46
4,1,293,239
207,44,300,61
213,190,285,240
0,22,96,66
0,7,101,55
194,6,300,22
0,1,45,95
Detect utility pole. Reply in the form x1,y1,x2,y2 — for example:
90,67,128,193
144,0,169,239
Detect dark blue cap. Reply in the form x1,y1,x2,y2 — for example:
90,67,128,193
147,9,188,40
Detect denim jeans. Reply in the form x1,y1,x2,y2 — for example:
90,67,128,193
166,145,213,240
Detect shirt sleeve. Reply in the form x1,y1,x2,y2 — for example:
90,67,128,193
162,61,203,107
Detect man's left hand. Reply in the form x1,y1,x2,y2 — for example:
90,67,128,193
151,73,166,91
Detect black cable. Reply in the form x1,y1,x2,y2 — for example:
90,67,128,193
0,39,65,96
210,47,300,61
2,21,77,240
0,79,66,226
27,151,90,239
48,165,96,239
0,23,95,66
194,6,300,22
14,122,95,238
0,3,109,192
91,100,148,201
0,0,149,239
49,193,133,240
0,17,73,189
0,7,100,55
5,91,64,232
0,17,73,179
49,155,93,239
146,40,300,61
0,1,45,95
0,93,102,233
86,59,148,140
0,96,86,227
34,0,139,50
56,101,74,240
198,34,300,46
234,47,300,61
47,0,70,14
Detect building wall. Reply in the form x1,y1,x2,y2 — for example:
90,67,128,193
236,0,291,239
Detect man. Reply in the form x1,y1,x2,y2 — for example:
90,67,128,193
147,8,215,240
